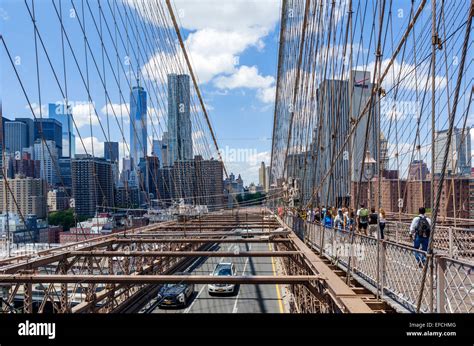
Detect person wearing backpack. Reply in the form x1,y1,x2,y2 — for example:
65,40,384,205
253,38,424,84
357,204,369,235
409,207,432,267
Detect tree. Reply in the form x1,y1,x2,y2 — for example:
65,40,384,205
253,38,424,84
48,209,81,231
236,192,266,206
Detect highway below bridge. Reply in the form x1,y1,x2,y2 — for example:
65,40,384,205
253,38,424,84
0,207,470,314
143,241,285,314
0,208,377,314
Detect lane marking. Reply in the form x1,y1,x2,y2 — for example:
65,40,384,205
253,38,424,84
184,284,206,313
269,242,284,313
232,255,250,313
184,243,233,313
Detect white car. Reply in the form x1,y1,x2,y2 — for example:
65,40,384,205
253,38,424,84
240,229,254,238
208,262,237,295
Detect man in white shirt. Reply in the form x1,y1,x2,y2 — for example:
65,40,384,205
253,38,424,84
409,207,432,266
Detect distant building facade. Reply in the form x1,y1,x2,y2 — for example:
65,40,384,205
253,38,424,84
434,127,471,176
4,121,28,155
48,103,75,158
157,156,223,210
0,176,47,218
130,86,147,169
408,160,430,181
72,156,114,217
34,139,59,186
168,74,192,165
34,118,62,154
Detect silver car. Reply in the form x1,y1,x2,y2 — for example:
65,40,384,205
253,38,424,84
208,262,237,295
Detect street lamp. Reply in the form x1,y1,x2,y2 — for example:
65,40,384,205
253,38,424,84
363,151,376,209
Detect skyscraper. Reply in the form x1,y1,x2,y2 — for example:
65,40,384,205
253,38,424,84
15,118,35,149
48,103,75,158
0,176,47,218
104,141,119,162
349,70,380,182
434,127,472,176
34,118,62,154
259,161,266,189
130,85,147,169
4,121,28,155
312,79,350,206
152,139,163,167
34,139,59,186
72,156,114,217
58,158,72,193
157,155,223,210
168,74,192,165
265,166,270,193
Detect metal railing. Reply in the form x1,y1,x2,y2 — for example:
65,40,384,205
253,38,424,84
384,221,473,260
284,214,473,313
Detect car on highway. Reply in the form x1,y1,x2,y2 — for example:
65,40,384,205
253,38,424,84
157,276,194,308
208,262,237,295
237,228,254,238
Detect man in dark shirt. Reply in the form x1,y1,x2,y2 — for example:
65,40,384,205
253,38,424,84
368,207,378,238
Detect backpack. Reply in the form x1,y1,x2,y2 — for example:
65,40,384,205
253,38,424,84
416,216,431,238
359,208,369,224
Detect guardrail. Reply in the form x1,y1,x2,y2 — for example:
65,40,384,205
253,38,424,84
283,214,473,313
384,221,473,260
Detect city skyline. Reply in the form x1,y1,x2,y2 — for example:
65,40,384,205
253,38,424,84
0,0,472,327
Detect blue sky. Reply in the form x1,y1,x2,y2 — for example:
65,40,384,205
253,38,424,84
0,0,281,185
0,0,472,185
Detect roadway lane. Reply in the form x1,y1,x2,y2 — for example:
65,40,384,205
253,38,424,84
149,238,285,314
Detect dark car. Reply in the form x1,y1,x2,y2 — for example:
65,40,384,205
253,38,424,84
157,282,194,308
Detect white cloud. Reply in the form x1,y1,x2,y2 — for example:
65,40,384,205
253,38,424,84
226,150,271,185
75,136,104,157
71,102,99,128
125,0,279,32
184,27,268,82
213,65,276,105
27,103,47,117
356,58,447,92
0,7,9,21
135,0,280,84
257,86,276,104
214,65,274,90
101,103,130,123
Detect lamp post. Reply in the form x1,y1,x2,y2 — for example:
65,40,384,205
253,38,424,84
363,151,376,209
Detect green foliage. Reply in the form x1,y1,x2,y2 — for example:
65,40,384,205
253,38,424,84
236,192,266,205
48,209,81,231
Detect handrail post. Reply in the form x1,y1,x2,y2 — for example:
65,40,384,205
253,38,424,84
381,240,386,297
436,256,446,313
448,227,453,257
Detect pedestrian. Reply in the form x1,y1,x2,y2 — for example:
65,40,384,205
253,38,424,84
314,207,321,222
323,208,333,228
368,207,378,238
334,208,344,230
356,204,369,235
348,211,356,232
278,206,284,218
379,208,386,239
409,207,432,267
